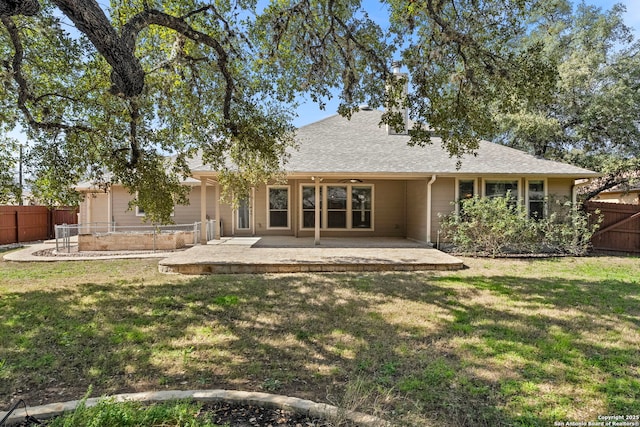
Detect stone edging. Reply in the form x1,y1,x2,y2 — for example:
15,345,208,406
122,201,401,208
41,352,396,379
1,389,390,426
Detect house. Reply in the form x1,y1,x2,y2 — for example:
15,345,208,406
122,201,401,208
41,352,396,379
593,185,640,205
77,108,600,246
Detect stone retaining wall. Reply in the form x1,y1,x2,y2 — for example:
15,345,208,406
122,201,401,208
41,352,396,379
78,231,194,251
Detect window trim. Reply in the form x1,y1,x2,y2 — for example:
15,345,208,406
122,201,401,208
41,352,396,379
525,178,548,218
298,183,374,231
266,185,291,230
455,178,477,213
236,196,251,230
482,178,521,201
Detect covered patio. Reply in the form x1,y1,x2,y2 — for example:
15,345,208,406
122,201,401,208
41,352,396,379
158,236,464,274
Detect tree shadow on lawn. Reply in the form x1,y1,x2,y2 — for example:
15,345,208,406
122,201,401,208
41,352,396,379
1,270,639,426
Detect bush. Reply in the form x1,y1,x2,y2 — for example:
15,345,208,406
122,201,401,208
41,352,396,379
439,196,600,256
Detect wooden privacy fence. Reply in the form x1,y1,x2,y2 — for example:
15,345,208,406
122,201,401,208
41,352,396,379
0,206,78,245
585,201,640,254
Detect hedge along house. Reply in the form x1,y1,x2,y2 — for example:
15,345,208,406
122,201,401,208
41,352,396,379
178,106,598,246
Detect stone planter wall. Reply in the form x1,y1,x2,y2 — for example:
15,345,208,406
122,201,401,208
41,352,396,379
78,231,194,251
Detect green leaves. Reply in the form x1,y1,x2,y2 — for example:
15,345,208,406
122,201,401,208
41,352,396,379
3,0,630,216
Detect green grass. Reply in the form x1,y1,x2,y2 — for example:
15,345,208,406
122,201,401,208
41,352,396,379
1,255,639,426
47,397,223,427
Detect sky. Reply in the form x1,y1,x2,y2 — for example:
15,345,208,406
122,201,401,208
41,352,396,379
292,0,640,127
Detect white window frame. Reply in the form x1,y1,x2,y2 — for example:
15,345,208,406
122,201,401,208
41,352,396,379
299,183,374,231
266,185,291,230
525,178,548,218
236,196,251,230
482,178,521,201
455,178,478,213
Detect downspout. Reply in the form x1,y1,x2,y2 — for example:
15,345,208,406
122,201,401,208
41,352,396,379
426,175,437,246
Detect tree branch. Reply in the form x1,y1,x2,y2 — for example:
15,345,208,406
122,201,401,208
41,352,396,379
50,0,145,97
122,9,237,134
1,15,93,133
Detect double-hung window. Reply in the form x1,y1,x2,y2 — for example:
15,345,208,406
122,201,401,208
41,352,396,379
267,186,290,228
527,180,546,219
327,186,348,228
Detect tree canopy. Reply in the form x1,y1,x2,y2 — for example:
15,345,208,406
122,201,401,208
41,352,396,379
0,0,633,221
491,2,640,197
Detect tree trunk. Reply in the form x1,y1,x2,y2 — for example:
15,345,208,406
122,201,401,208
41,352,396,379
51,0,144,97
0,0,40,16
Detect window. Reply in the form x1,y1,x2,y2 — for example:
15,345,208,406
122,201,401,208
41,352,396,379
301,183,373,230
458,180,475,201
351,186,372,228
135,205,145,216
485,180,519,199
302,185,322,228
527,180,545,219
237,197,250,230
327,186,347,228
268,186,289,228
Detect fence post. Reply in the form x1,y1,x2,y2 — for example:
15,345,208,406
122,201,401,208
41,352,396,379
14,211,19,243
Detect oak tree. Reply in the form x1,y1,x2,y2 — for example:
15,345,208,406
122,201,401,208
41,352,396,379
1,0,564,221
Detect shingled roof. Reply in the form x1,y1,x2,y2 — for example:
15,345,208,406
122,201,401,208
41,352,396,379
285,109,599,177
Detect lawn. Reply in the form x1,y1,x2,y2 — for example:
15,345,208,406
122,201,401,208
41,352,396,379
1,255,639,426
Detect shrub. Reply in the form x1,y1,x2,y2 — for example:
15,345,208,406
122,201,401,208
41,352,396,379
439,196,600,256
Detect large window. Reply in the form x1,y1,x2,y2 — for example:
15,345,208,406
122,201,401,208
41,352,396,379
268,186,289,228
301,184,373,230
527,180,545,219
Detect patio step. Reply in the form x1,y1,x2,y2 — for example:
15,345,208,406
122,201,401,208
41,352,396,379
158,239,464,274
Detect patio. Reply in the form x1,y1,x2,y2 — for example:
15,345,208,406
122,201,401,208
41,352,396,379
158,237,464,274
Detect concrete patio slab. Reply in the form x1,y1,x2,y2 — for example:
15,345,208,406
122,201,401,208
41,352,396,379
158,237,464,274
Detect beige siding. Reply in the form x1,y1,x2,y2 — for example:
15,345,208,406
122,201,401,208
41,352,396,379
79,192,109,224
108,185,218,227
547,178,573,201
594,192,640,205
406,180,427,242
431,178,455,242
92,176,585,239
372,180,406,237
111,186,138,226
172,185,216,224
